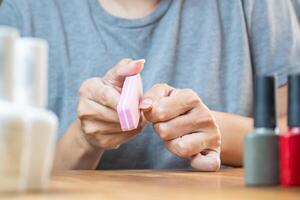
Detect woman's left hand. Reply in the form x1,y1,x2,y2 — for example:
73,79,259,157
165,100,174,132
140,84,221,171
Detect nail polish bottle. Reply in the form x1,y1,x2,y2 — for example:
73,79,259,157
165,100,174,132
244,75,279,186
0,26,29,192
13,38,49,108
13,38,58,191
0,26,18,101
280,73,300,186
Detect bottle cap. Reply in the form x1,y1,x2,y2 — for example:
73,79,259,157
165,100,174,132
254,75,277,129
0,26,19,101
13,38,48,108
288,73,300,127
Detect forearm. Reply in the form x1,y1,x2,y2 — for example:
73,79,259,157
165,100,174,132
211,111,252,167
212,111,287,167
53,119,104,171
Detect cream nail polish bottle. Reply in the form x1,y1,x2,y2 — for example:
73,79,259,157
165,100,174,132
13,38,58,191
0,26,18,101
0,26,29,192
22,108,57,191
0,103,30,192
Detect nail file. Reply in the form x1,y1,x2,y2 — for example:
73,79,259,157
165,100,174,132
117,74,143,131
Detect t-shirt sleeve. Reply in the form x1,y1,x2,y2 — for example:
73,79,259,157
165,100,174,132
243,0,300,87
0,0,22,30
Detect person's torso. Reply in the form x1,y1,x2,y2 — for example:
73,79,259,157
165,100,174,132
14,0,253,169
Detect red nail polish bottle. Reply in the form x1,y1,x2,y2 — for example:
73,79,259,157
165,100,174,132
280,73,300,186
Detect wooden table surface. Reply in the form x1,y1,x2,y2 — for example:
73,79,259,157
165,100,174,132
1,168,300,200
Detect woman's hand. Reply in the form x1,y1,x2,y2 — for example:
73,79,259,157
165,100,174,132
77,59,147,150
140,84,221,171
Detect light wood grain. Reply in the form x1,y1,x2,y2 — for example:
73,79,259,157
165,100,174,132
1,168,299,200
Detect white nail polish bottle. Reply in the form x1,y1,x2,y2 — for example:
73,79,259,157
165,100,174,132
0,27,17,100
0,26,29,192
0,104,31,192
13,38,58,191
22,107,57,191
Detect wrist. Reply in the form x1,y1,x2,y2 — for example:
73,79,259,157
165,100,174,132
75,119,104,155
53,119,104,170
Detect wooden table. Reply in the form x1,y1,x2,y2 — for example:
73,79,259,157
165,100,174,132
1,168,300,200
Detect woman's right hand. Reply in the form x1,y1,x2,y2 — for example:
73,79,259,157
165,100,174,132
77,59,147,150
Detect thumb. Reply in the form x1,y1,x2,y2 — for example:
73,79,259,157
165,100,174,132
140,84,174,111
103,58,145,89
191,150,221,172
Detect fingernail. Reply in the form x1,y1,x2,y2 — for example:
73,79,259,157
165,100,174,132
132,59,146,69
133,59,146,64
117,59,145,76
140,98,153,109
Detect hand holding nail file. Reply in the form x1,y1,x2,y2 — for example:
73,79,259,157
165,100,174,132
117,60,145,131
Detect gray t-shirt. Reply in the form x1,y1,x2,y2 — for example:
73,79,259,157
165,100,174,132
1,0,299,169
293,0,300,20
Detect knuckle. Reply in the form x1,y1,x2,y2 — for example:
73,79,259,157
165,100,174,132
182,88,194,95
81,122,98,135
98,88,109,105
77,99,92,120
155,106,167,121
177,142,192,158
155,123,170,140
104,69,114,79
205,116,215,126
79,78,95,96
183,89,200,105
153,83,169,90
99,139,112,149
177,89,200,109
211,130,222,147
190,95,201,106
203,123,221,148
192,116,206,128
195,114,215,128
160,83,169,88
77,104,85,119
83,125,93,135
79,82,88,96
118,58,132,65
192,117,202,128
80,121,89,134
216,137,221,147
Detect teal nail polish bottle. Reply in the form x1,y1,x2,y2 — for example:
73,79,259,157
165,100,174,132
244,75,279,186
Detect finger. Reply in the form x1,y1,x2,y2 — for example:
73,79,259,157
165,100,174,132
155,89,200,121
153,108,216,140
142,89,200,123
79,78,120,109
81,120,122,135
140,83,174,110
164,132,210,158
82,113,147,136
102,59,145,89
92,125,144,149
191,150,221,172
140,84,174,121
77,98,119,123
139,112,148,129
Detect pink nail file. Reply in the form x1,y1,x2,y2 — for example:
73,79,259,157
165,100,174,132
117,74,143,131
